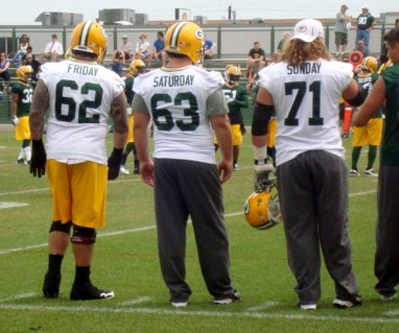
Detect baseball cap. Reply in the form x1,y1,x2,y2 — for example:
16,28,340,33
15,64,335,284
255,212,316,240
292,19,325,43
342,4,349,9
362,4,369,9
122,34,128,39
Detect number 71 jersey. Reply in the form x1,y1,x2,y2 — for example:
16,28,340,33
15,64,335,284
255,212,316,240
258,60,353,166
41,60,125,165
133,67,226,164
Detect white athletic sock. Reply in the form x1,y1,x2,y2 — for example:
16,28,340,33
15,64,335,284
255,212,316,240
24,146,31,161
17,148,25,160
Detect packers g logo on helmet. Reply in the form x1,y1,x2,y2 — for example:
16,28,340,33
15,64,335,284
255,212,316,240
69,21,108,63
361,56,378,73
129,59,145,76
16,65,33,82
244,181,282,230
165,21,205,64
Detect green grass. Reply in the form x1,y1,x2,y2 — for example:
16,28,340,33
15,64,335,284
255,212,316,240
1,129,398,333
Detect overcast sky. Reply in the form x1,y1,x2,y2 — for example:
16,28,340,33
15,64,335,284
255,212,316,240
0,0,397,24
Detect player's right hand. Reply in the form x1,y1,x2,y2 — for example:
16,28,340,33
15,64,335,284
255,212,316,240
218,159,233,184
254,163,275,191
30,139,47,178
140,159,155,187
12,116,19,127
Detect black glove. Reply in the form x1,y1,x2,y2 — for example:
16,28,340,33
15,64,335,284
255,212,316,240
30,139,47,178
254,163,275,192
108,148,124,180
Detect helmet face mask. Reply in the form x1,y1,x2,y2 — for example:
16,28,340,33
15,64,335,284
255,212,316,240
69,21,108,63
165,21,205,64
226,66,241,86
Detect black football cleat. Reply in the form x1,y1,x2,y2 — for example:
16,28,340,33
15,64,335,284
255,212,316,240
43,272,61,298
70,282,115,301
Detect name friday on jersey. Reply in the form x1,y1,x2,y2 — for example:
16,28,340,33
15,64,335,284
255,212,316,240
153,75,195,88
287,63,321,75
67,64,99,76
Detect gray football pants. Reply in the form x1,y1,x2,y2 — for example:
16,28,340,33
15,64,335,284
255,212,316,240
154,158,234,302
375,165,399,296
276,151,359,303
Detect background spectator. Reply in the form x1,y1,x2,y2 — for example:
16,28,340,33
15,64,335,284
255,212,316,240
277,32,291,53
111,52,125,77
355,39,371,58
114,35,132,61
247,42,266,81
10,34,30,66
40,34,63,63
204,35,217,59
356,5,375,47
135,34,150,61
23,53,41,82
396,18,399,29
148,31,166,67
335,5,351,59
0,52,11,82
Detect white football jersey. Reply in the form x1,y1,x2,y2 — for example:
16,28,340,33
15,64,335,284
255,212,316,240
41,60,125,165
133,66,225,164
258,60,353,166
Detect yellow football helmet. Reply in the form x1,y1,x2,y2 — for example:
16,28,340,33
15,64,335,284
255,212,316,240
69,21,108,63
16,65,33,82
244,180,282,230
165,21,204,64
226,65,241,86
361,56,378,72
129,59,145,76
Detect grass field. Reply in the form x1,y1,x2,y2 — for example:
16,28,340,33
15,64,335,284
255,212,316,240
1,127,399,333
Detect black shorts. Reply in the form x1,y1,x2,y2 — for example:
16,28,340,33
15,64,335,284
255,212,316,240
335,32,348,46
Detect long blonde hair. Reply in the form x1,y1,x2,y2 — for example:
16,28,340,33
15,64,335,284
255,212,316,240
282,37,331,66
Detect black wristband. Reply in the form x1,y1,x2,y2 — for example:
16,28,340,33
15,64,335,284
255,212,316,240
344,83,367,107
251,102,274,136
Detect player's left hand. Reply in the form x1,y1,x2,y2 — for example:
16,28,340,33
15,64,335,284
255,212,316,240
140,159,155,187
254,163,275,191
30,139,47,178
12,116,19,127
108,148,124,180
218,159,233,184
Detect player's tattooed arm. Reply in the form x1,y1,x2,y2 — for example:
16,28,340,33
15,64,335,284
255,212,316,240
29,80,49,140
110,92,128,149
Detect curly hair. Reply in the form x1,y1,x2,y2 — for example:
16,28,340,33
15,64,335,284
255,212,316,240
384,28,399,47
282,37,331,66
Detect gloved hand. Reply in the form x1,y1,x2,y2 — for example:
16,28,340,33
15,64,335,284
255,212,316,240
254,163,275,192
108,148,124,180
12,116,19,127
127,107,133,116
30,139,47,178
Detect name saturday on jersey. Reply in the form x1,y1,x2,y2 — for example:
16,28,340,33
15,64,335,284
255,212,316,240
287,63,321,75
153,75,194,87
67,64,99,76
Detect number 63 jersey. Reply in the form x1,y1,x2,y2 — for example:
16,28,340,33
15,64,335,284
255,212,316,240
258,60,353,167
41,60,125,165
133,67,227,164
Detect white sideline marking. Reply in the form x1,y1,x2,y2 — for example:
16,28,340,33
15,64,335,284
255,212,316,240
384,308,399,316
349,190,376,198
0,293,38,303
0,178,141,197
118,296,151,306
0,212,243,256
0,303,398,324
0,202,29,209
247,301,278,312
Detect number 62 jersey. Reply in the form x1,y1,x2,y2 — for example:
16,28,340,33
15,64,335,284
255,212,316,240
41,60,125,165
133,67,227,164
257,60,353,167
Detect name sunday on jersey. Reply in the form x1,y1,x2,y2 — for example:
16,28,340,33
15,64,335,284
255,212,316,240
153,74,194,87
287,63,321,75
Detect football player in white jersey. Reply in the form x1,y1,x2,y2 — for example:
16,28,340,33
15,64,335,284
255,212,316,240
251,19,366,310
133,21,239,307
29,21,128,300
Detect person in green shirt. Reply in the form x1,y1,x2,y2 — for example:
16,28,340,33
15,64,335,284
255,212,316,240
350,56,383,177
120,59,145,175
11,65,33,164
353,28,399,301
222,65,248,170
334,5,351,59
356,5,375,47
